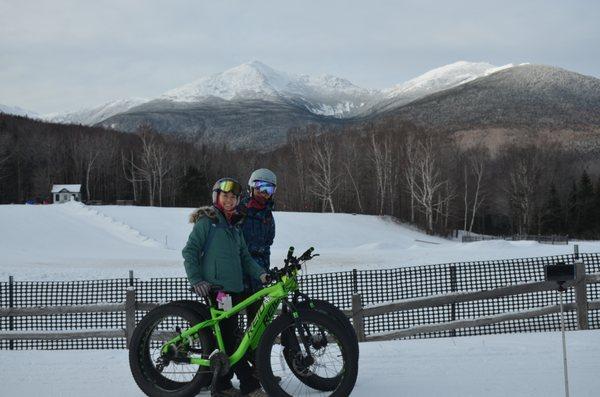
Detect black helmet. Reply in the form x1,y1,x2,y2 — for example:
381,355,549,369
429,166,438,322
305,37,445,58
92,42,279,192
212,178,242,204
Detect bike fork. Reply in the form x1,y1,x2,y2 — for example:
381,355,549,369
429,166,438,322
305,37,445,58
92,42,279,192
283,300,314,362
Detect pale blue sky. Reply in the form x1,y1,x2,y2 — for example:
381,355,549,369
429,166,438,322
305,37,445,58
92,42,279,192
1,0,599,113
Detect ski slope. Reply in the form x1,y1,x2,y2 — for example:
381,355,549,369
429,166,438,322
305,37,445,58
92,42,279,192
1,331,599,396
1,202,598,281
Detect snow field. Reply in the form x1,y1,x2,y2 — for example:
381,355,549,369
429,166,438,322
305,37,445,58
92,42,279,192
1,204,600,396
1,331,599,396
1,202,599,281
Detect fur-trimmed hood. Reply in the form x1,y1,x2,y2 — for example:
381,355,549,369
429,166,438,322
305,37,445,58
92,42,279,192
189,205,218,224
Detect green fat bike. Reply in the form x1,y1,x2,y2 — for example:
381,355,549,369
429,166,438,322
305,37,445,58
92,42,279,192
129,247,359,397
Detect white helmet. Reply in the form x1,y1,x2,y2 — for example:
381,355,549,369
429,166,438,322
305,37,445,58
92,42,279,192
248,168,277,187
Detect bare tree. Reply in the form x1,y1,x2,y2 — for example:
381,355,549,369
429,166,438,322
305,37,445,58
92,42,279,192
462,147,488,233
410,137,447,232
307,132,339,213
122,150,141,203
74,132,103,202
368,132,393,215
289,132,309,209
340,135,364,213
502,146,544,235
153,139,174,207
435,180,456,233
403,132,418,223
121,126,160,205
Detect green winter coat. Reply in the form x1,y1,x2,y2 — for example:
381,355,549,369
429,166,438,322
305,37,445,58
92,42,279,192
182,205,265,293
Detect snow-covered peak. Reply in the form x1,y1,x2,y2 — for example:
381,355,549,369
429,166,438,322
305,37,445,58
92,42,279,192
160,61,377,117
43,97,148,125
302,74,365,93
0,104,39,118
161,61,294,102
384,61,514,98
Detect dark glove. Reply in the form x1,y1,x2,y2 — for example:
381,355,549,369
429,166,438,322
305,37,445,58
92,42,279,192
193,281,211,297
260,273,272,284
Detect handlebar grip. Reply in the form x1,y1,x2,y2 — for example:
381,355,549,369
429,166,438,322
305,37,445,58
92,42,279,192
286,246,295,261
299,247,314,260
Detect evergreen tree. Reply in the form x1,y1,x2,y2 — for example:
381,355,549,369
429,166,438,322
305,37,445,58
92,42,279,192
179,165,209,207
542,183,563,234
578,170,595,236
566,181,578,236
594,176,600,237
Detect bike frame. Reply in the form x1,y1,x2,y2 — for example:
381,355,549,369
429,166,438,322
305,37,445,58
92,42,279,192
160,271,299,368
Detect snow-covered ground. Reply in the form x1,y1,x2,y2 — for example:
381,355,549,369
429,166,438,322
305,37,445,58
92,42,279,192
2,203,600,396
1,202,599,281
1,331,599,396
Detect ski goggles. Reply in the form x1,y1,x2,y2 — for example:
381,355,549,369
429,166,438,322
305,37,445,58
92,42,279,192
252,180,277,196
215,179,242,196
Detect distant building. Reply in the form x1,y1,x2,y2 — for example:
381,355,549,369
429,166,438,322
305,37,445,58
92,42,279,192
51,184,81,203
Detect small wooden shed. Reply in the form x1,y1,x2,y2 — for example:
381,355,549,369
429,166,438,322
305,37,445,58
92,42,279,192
51,184,82,204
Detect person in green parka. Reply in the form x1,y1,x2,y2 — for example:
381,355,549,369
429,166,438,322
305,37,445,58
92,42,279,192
182,177,269,397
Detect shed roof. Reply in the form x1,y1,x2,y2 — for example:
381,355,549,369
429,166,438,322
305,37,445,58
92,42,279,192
51,184,81,193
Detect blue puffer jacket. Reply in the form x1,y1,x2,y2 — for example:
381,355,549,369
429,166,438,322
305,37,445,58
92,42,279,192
238,196,275,289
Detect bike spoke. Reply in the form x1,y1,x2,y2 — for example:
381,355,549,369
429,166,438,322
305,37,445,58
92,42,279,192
268,320,346,396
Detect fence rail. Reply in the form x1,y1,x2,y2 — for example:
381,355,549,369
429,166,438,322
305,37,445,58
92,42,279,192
1,269,599,346
351,262,599,341
461,234,569,244
1,249,600,349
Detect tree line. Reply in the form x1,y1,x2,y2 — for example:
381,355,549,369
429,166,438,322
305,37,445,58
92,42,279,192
1,113,599,239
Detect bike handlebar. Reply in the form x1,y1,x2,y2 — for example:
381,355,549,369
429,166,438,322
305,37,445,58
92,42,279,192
298,247,314,261
267,246,318,282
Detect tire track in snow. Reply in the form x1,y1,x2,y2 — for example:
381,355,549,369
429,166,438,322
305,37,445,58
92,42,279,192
55,202,164,248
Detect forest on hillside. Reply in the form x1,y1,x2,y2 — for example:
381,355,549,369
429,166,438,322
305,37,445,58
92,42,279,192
1,114,599,238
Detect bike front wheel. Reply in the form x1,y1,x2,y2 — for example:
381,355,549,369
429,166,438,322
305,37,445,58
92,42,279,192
255,309,358,397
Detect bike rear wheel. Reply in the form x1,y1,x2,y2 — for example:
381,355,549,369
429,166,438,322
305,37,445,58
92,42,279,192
129,304,214,397
256,309,358,397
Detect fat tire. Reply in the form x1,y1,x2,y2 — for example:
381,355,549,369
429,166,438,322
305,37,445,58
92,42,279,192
284,300,359,390
256,309,358,397
129,304,214,397
295,299,359,358
166,300,214,389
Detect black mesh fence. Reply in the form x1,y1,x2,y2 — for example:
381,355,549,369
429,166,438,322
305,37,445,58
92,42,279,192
1,252,599,349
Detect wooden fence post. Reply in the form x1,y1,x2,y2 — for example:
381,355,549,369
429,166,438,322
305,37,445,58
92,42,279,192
125,288,136,348
574,261,589,330
351,294,366,342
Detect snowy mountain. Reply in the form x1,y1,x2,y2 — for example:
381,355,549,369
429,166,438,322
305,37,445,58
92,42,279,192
43,98,148,125
362,61,515,114
376,64,600,152
385,61,513,98
161,60,377,117
0,103,39,118
46,60,515,125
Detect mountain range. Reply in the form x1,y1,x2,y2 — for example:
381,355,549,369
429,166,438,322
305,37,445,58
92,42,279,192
37,60,508,126
2,60,599,150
